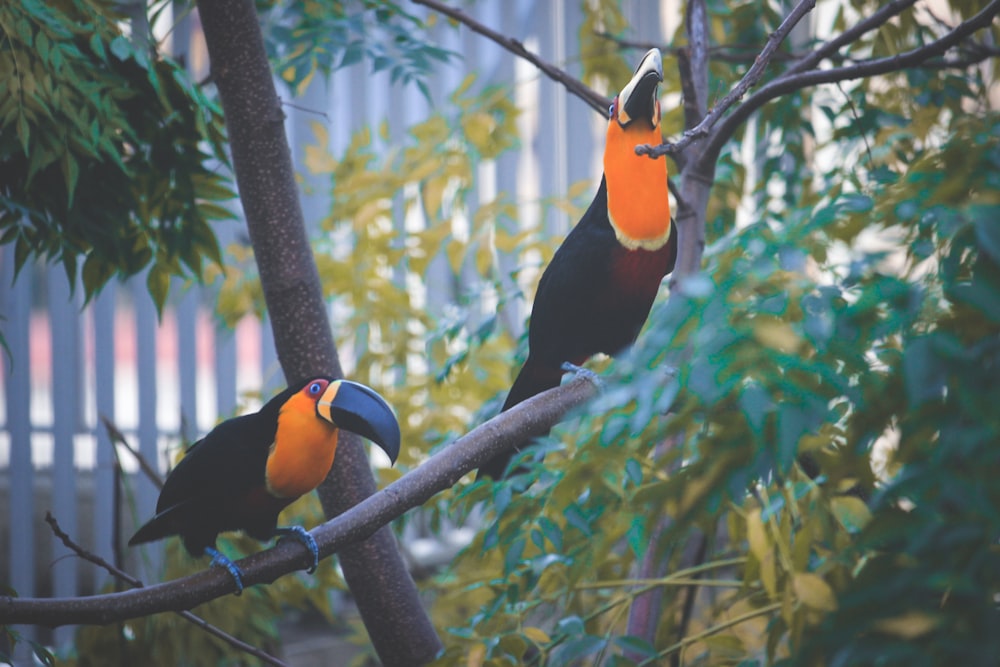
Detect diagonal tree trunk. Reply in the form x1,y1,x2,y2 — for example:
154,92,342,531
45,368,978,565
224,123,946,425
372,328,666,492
194,0,442,663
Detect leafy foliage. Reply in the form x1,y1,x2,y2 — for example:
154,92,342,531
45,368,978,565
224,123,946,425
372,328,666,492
425,111,1000,666
259,0,454,99
20,0,1000,664
0,0,233,313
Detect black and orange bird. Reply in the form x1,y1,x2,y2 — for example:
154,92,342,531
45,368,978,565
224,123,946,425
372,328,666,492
479,48,676,479
129,377,400,592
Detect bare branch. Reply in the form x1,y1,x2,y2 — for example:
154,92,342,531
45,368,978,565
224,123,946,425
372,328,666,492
640,0,817,159
101,416,164,490
412,0,611,114
699,0,1000,167
44,513,288,667
0,376,599,627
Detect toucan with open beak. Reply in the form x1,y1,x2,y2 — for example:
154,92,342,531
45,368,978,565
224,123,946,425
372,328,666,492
129,377,401,592
480,48,676,479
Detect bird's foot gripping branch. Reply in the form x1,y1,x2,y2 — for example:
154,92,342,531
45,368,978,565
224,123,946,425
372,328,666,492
205,547,245,595
274,526,320,574
560,362,604,390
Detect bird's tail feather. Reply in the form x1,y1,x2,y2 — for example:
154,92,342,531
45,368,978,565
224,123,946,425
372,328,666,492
127,505,183,546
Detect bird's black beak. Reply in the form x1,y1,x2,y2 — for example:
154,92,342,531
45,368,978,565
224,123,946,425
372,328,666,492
316,380,401,464
617,48,663,129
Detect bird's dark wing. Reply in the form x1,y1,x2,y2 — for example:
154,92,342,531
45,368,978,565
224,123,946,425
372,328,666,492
526,179,618,367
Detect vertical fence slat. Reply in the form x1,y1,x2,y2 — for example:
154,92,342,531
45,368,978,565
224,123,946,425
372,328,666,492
131,279,161,579
177,285,199,443
47,267,80,648
3,250,36,652
92,286,117,573
214,326,237,419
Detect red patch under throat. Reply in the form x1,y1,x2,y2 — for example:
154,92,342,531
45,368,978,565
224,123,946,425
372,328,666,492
610,243,673,301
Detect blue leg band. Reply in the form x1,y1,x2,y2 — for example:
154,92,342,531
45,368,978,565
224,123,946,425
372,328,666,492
275,526,319,574
204,546,244,595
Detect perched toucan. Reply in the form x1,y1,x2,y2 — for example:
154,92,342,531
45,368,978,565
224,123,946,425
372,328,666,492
129,377,401,592
479,48,676,479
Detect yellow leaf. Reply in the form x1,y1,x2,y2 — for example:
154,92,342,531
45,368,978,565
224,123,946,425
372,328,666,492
793,573,838,612
310,120,329,147
475,239,493,276
753,318,801,353
746,509,769,564
873,611,939,639
462,111,496,152
422,176,446,218
445,238,465,274
523,626,551,644
830,496,872,533
747,509,776,598
466,643,486,667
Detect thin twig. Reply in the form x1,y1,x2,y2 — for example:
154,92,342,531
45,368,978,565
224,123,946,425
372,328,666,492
836,81,875,167
101,416,164,490
43,513,289,667
412,0,610,114
638,602,784,666
639,0,817,159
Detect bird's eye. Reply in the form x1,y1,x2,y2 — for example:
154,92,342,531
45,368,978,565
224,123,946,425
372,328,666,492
309,382,323,395
608,102,615,118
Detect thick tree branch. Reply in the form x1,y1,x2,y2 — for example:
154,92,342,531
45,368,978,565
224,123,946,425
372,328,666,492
0,377,598,627
685,0,710,127
639,0,817,160
193,0,440,663
44,513,287,667
412,0,611,114
699,0,1000,168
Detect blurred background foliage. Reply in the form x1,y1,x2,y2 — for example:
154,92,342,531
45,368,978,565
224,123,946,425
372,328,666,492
6,0,999,664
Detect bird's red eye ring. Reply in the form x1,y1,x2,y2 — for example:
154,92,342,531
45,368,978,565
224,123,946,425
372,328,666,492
309,382,323,395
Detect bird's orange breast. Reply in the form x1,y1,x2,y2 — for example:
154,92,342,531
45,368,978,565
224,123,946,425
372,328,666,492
265,395,340,499
604,122,671,250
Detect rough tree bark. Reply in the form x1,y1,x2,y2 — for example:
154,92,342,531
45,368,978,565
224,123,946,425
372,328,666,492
194,0,442,663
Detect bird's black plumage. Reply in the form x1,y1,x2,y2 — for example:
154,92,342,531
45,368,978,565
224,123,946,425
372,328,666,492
128,381,303,555
479,49,676,480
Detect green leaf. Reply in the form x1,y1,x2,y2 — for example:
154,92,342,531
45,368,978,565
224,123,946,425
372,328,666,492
973,211,1000,263
550,635,607,665
81,251,114,300
146,263,170,317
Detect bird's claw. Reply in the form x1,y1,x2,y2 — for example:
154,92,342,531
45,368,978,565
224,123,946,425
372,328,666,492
275,526,319,574
205,546,244,595
560,362,603,388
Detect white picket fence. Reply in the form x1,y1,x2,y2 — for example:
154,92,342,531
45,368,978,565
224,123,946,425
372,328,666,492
0,0,674,651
